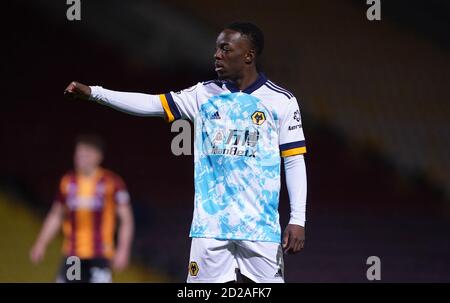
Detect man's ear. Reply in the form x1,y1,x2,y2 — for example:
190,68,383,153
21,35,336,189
245,49,256,64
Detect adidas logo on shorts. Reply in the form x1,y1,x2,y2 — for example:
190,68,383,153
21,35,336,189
274,268,283,278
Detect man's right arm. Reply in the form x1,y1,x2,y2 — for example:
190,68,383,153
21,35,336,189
30,202,64,264
64,81,164,117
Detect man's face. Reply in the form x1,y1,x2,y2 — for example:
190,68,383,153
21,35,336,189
74,143,102,174
214,29,253,80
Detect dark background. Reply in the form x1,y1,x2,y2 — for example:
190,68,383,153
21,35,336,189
2,0,449,282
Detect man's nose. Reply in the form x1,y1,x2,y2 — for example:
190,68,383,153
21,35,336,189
214,49,222,60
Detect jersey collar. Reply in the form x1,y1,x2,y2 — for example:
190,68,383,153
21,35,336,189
224,72,267,94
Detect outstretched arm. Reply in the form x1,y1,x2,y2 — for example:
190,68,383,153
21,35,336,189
282,154,307,254
30,202,64,264
64,81,164,117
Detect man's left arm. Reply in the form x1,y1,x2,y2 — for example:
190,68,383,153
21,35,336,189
278,97,307,254
282,154,307,254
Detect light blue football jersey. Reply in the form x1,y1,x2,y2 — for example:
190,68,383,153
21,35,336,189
159,73,306,243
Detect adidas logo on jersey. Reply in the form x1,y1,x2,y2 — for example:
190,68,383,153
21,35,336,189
210,111,221,119
274,268,283,278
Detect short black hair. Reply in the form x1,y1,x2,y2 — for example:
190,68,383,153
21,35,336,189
75,134,105,153
224,22,264,56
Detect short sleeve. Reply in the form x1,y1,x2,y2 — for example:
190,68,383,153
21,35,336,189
54,174,72,205
159,83,200,122
279,97,307,157
113,175,130,205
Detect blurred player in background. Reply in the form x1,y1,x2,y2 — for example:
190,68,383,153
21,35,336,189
30,135,134,283
64,22,307,283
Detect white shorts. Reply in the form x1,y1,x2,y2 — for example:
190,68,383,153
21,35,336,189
186,237,284,283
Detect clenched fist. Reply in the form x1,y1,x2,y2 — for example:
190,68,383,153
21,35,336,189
64,81,91,100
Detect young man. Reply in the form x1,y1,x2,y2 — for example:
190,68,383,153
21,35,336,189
30,135,134,283
64,22,307,283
